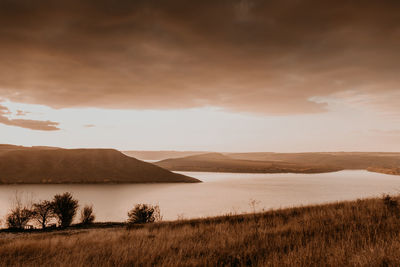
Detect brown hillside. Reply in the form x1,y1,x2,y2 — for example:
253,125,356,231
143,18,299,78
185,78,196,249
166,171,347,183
156,153,341,173
156,152,400,175
228,152,400,169
0,146,200,184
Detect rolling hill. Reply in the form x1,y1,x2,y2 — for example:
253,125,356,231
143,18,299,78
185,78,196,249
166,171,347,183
155,152,400,175
228,152,400,169
228,152,400,175
156,153,341,173
0,145,200,184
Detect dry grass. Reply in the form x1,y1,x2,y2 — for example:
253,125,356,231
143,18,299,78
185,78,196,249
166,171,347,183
1,197,400,266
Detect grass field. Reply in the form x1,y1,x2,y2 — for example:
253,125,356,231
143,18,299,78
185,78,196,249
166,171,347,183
1,196,400,266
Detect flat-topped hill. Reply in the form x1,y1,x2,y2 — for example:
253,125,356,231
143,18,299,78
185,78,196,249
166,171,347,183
0,145,200,184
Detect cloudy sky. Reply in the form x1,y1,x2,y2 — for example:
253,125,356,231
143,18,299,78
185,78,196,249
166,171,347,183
0,0,399,152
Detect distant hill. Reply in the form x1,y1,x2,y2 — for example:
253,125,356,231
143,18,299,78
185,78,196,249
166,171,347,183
156,153,341,173
228,152,400,171
0,145,200,184
122,150,209,161
156,152,400,175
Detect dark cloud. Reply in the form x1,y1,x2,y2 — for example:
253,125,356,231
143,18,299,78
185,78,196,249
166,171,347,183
0,104,59,131
0,0,399,114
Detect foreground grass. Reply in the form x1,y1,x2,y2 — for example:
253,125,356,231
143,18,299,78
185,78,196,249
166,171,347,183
1,197,400,266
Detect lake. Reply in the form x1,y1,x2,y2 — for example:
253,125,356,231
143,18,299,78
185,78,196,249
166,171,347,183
0,170,400,225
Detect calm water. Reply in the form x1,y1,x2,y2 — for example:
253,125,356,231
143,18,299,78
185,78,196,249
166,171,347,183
1,170,400,224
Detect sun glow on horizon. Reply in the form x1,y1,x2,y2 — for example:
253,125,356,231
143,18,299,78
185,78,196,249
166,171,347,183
1,97,400,152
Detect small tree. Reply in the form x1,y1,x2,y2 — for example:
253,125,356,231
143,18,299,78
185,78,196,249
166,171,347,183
6,192,33,230
80,205,95,225
6,207,33,230
127,204,161,224
52,192,79,228
32,200,54,229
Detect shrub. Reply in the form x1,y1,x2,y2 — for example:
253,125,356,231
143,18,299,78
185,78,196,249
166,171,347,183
382,194,398,212
52,192,79,228
80,205,95,225
127,204,161,224
32,200,54,229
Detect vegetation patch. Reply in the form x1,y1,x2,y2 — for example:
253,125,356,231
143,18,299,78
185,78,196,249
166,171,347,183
1,196,400,266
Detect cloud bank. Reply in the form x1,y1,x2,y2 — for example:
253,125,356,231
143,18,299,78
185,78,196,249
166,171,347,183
0,0,399,114
0,104,59,131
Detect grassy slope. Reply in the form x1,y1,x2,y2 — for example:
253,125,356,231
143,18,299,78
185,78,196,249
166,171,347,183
1,197,400,266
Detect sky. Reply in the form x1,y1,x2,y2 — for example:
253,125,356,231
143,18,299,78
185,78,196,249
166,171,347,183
0,0,399,152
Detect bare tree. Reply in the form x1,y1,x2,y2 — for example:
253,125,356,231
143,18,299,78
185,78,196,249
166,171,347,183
6,193,33,230
80,205,95,225
6,208,32,230
52,192,79,228
32,200,54,229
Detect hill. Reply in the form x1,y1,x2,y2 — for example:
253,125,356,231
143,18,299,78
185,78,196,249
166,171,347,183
0,145,200,184
122,150,208,160
155,152,400,174
228,152,400,175
156,153,341,173
228,152,400,169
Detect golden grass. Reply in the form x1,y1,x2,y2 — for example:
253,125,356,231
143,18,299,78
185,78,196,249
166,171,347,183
1,197,400,266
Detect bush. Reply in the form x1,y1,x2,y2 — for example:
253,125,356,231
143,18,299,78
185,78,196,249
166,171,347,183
80,205,95,225
382,194,399,213
32,200,54,229
52,192,79,228
127,204,161,224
